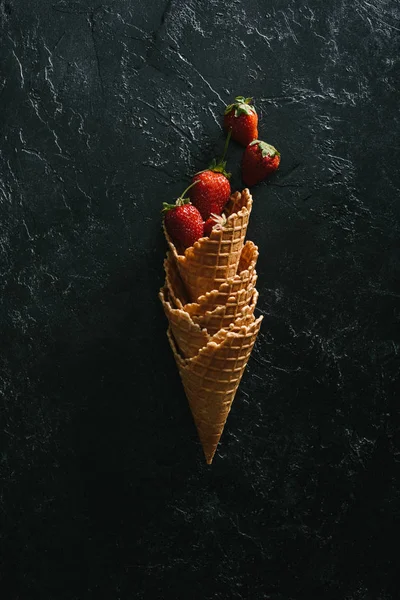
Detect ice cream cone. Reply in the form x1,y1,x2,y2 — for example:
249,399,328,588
183,240,258,316
165,240,258,318
167,315,263,464
192,289,259,336
163,252,188,310
159,286,209,359
160,283,259,357
163,189,253,302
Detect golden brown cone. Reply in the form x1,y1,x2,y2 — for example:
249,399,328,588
192,289,259,336
184,240,258,316
163,253,188,309
160,284,259,357
163,189,253,302
164,240,258,316
167,315,263,464
159,286,209,358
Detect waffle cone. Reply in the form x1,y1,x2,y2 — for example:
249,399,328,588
192,289,259,336
159,286,209,359
163,189,253,302
163,253,188,309
184,240,258,314
165,240,258,316
167,316,263,464
160,284,259,357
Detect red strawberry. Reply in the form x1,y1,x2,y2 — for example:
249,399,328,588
189,131,232,220
224,96,258,147
189,168,231,220
163,182,204,250
203,213,227,237
241,140,280,187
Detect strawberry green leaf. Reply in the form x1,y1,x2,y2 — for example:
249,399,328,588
162,198,191,213
224,103,235,115
162,202,177,213
195,130,232,179
249,140,280,158
210,161,231,179
234,96,253,104
234,103,256,117
225,96,256,116
194,163,231,179
162,180,200,212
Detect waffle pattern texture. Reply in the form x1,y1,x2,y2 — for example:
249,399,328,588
160,189,263,464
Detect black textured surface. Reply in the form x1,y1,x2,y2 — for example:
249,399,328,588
1,1,399,598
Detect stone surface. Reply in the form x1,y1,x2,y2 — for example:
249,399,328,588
1,0,399,598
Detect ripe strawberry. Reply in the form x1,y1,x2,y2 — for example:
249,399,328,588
189,168,231,220
203,213,227,237
241,140,280,187
163,182,204,250
224,96,258,147
189,131,232,220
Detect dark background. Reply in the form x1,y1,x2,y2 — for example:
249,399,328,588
1,0,399,598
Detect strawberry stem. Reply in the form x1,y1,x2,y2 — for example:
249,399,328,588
179,179,199,200
194,131,232,179
220,128,232,164
162,180,200,213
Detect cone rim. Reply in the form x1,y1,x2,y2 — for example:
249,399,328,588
163,188,253,262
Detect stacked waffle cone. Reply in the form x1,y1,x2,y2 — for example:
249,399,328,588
160,188,263,464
